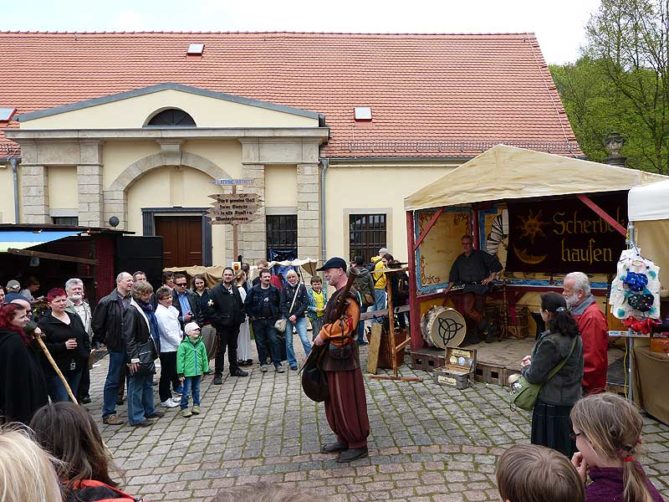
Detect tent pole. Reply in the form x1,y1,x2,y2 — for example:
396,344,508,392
406,210,422,351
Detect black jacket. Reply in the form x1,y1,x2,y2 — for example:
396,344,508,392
91,289,128,352
0,329,48,425
38,311,91,374
193,288,215,325
172,289,198,326
209,283,245,330
280,283,309,318
123,302,157,365
244,284,281,321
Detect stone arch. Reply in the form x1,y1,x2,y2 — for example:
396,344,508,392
104,151,231,228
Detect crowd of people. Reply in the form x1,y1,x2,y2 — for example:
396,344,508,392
0,255,665,501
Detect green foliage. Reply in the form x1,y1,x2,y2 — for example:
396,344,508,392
551,0,669,175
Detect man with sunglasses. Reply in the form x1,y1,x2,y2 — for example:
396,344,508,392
172,273,197,329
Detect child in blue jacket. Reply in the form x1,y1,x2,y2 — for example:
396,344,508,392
177,322,209,418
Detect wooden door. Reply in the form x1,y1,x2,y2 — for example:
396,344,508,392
154,216,203,268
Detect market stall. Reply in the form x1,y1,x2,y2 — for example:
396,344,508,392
403,145,666,383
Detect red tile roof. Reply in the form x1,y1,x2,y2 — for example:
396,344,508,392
0,32,581,159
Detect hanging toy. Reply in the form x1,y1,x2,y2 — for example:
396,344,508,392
623,317,659,334
622,271,648,292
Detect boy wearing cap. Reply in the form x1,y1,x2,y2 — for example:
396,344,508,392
312,257,370,463
177,322,209,417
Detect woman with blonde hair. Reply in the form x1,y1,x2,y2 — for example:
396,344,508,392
570,393,664,501
0,427,63,502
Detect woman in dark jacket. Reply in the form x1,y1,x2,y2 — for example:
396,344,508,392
521,292,584,457
39,288,90,402
192,274,216,362
280,269,311,370
0,303,48,424
123,281,162,427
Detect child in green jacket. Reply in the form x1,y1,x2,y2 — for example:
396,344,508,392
177,322,209,418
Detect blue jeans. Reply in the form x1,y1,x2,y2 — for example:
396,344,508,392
47,369,82,402
252,319,281,366
127,372,156,425
309,316,325,340
357,320,366,344
102,350,125,418
180,376,201,409
285,316,312,368
372,288,387,323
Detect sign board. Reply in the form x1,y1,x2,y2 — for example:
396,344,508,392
208,192,261,225
210,178,254,186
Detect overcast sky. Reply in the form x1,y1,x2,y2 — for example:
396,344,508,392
3,0,601,64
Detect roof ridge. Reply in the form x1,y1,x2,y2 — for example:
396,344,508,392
0,30,536,37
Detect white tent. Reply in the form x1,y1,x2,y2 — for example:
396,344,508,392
629,180,669,293
405,144,666,210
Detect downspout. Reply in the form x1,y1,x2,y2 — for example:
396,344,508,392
319,158,330,262
10,157,20,223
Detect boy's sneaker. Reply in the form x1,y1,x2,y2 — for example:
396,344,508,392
161,399,179,408
181,409,193,418
191,405,201,415
275,365,285,373
260,364,268,373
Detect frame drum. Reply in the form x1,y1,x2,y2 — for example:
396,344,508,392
427,307,467,349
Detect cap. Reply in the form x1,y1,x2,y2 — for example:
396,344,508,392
6,280,20,292
184,322,201,334
316,257,347,272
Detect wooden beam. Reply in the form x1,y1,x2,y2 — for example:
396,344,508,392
406,210,423,352
369,375,423,382
395,338,411,352
576,194,627,237
6,248,97,265
413,207,444,250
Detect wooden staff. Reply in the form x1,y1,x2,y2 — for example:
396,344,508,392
34,334,78,404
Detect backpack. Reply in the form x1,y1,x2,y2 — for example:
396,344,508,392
65,479,142,502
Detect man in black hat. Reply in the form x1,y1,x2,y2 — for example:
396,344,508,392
312,257,369,463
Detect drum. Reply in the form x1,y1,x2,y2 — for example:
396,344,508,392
423,307,467,349
421,306,443,347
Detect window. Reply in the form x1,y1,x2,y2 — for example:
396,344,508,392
266,215,297,261
146,108,196,127
349,213,386,263
52,216,79,226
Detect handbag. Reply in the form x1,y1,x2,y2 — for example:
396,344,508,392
276,283,300,332
511,336,577,411
135,337,157,376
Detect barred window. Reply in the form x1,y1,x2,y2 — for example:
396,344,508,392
349,213,386,263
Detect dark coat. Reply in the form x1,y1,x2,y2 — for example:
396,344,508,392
280,283,309,318
192,288,214,325
244,284,281,321
209,283,245,330
91,289,128,352
172,289,198,326
122,302,156,365
38,311,90,374
522,330,584,406
0,328,48,425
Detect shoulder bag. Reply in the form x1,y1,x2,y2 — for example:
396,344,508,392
275,284,299,332
511,336,577,411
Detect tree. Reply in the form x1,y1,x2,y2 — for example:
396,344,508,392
585,0,669,174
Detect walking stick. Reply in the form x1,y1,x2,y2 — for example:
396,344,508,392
34,334,79,404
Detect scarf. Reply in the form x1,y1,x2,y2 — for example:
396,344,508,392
138,300,161,352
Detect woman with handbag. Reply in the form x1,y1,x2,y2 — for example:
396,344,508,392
520,292,583,457
123,281,164,427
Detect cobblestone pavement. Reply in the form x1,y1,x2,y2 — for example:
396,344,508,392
87,346,669,501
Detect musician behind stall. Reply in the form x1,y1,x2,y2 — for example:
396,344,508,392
445,234,502,344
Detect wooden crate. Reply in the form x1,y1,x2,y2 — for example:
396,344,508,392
474,361,506,385
378,328,407,369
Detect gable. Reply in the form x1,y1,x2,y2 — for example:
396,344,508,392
18,84,320,130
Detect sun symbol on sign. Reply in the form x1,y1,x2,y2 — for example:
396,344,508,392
436,317,465,346
517,209,547,244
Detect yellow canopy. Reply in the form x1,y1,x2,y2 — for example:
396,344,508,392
404,145,667,211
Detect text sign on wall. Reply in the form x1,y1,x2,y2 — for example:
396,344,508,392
210,178,254,186
505,194,627,274
208,193,262,225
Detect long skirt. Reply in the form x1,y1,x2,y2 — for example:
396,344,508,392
531,400,576,458
324,368,370,449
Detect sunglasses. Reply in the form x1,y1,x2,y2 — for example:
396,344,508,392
175,283,187,287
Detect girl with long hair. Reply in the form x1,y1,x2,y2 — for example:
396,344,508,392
520,292,584,457
31,401,142,501
570,393,664,501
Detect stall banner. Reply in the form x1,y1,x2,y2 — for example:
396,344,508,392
506,194,627,274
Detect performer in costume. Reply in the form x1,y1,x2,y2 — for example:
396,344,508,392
312,257,370,463
446,234,502,343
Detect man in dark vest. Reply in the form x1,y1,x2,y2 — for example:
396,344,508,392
210,267,248,384
312,257,369,463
